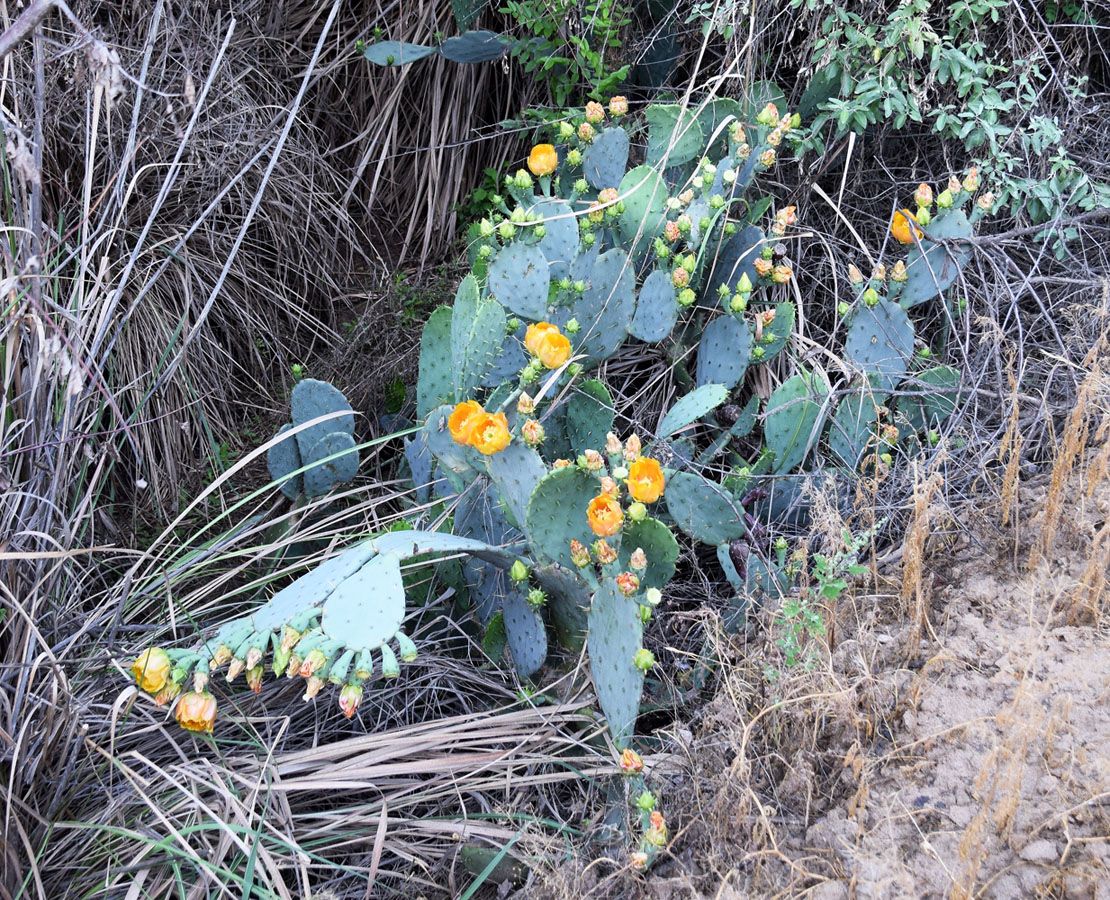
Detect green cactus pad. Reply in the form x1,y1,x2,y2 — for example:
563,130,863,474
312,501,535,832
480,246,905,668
716,542,743,592
527,199,578,280
291,378,355,459
250,541,379,630
456,490,518,625
588,576,645,748
566,380,615,455
487,243,550,321
696,315,753,390
704,225,763,302
582,126,630,190
694,394,761,466
901,209,974,308
665,470,747,544
827,381,885,470
371,528,518,564
685,198,712,248
363,41,437,66
417,306,454,417
629,269,677,342
526,466,600,570
532,563,590,652
502,588,548,678
843,299,914,393
404,432,434,504
658,383,729,438
487,441,547,529
765,370,829,474
303,431,359,496
896,364,961,432
619,517,679,590
451,275,508,398
319,552,405,650
565,248,636,361
267,423,303,499
617,166,668,250
645,104,704,167
696,97,742,154
757,301,795,363
439,30,508,63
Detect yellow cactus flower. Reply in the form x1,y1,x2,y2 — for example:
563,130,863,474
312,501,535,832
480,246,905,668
448,400,484,445
626,456,665,504
175,690,218,733
470,412,512,455
890,208,922,244
131,647,172,694
534,330,571,369
587,494,624,536
527,143,558,177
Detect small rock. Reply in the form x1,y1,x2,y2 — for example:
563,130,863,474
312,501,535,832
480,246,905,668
1019,838,1059,864
809,881,849,900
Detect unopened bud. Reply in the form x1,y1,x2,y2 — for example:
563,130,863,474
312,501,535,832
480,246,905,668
510,560,530,583
339,682,363,718
565,148,582,166
514,169,533,190
633,648,655,672
936,188,954,209
678,288,696,307
577,122,595,143
976,191,994,212
498,220,515,240
565,317,580,334
862,288,880,307
627,501,648,522
914,182,933,208
246,665,264,693
527,588,547,609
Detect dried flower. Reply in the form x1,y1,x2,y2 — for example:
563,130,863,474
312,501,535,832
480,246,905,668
629,547,648,571
619,747,644,775
914,182,933,208
570,539,592,568
585,101,605,124
522,418,545,446
608,95,628,117
616,572,641,596
593,539,618,565
339,683,363,718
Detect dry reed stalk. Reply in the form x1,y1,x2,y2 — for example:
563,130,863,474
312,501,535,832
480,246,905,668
901,454,945,657
998,352,1024,529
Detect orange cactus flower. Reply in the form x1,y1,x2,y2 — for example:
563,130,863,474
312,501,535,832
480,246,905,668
175,690,218,733
891,209,922,244
587,494,624,536
131,647,172,694
619,747,644,775
527,143,558,177
448,400,484,445
470,412,512,455
524,322,559,356
534,330,572,369
626,457,665,504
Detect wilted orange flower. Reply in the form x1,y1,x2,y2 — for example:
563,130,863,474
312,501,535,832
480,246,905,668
339,683,363,719
616,572,641,595
175,690,217,733
619,747,644,775
527,143,558,177
587,494,624,536
470,412,512,455
891,209,922,244
448,400,484,445
131,647,171,694
754,258,773,278
626,457,665,504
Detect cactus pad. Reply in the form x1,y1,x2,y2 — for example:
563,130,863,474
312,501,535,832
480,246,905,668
422,403,481,478
303,431,360,496
582,127,630,190
901,209,974,308
843,299,914,393
665,470,746,544
703,225,763,302
502,588,548,678
527,199,578,280
827,382,884,470
896,364,961,432
486,441,547,529
291,379,355,458
619,517,679,590
565,248,636,361
363,41,438,66
644,104,704,167
403,431,435,505
617,166,668,251
696,314,753,389
764,370,829,474
267,424,303,499
320,552,406,650
629,268,677,342
566,380,615,455
488,242,551,321
452,275,508,397
756,301,794,363
658,383,729,438
417,306,455,416
588,576,644,748
439,30,508,63
526,466,599,570
532,563,590,652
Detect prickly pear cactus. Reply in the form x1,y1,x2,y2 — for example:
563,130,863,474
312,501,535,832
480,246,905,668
266,378,359,499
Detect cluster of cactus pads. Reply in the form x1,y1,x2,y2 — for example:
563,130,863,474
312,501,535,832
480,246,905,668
266,378,359,498
131,92,989,867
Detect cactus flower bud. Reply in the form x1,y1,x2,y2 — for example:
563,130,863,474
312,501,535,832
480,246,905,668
837,301,850,317
881,424,899,446
947,174,962,195
770,220,787,238
730,294,748,313
298,648,328,678
976,191,994,211
709,194,724,210
510,206,527,225
916,207,932,226
517,392,534,415
692,176,704,190
645,587,663,606
553,458,571,469
962,167,979,193
577,122,595,143
636,790,657,811
593,539,618,565
777,205,798,227
891,260,907,282
519,587,544,610
928,429,940,446
522,418,545,446
584,101,605,124
609,95,628,116
754,258,773,279
757,102,779,127
936,188,954,209
663,220,680,242
477,244,493,259
722,168,737,184
759,149,776,168
558,121,575,140
646,810,668,846
862,287,880,307
676,214,692,234
772,265,792,284
338,682,363,718
633,648,655,672
678,190,694,206
918,346,932,358
789,112,802,129
623,434,641,461
272,645,291,676
582,232,596,247
605,432,622,455
246,665,264,693
737,142,751,160
672,267,689,288
616,572,641,596
570,539,592,567
509,560,530,583
514,169,534,191
631,851,649,870
583,449,605,472
565,148,582,167
677,288,696,306
301,675,325,701
498,220,515,240
154,679,183,706
699,216,711,232
872,263,886,282
573,178,589,194
848,264,864,285
752,346,765,359
735,272,752,294
629,547,648,571
730,121,746,143
600,475,619,498
532,223,546,239
914,182,933,208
